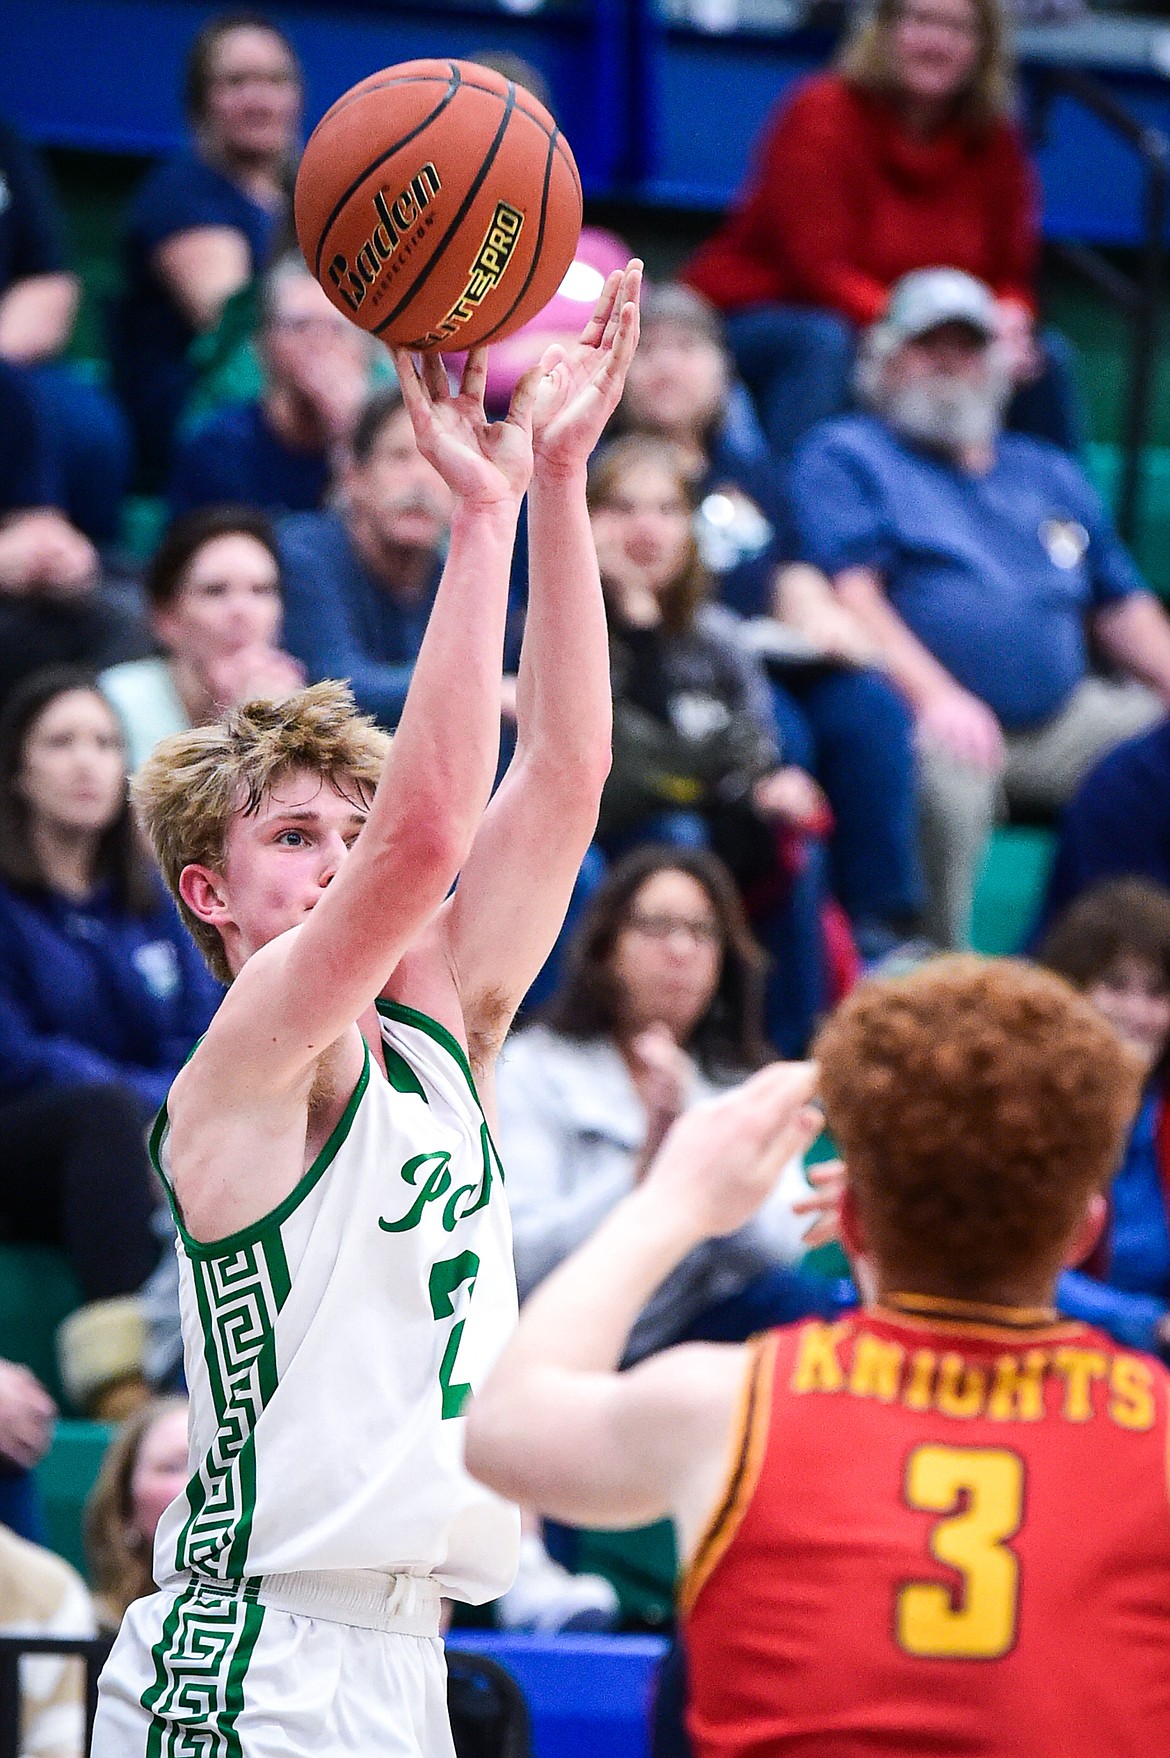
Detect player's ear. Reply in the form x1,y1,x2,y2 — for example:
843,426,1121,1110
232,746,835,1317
179,862,232,928
1062,1192,1107,1271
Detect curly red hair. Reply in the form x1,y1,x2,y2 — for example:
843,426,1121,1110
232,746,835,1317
815,956,1144,1298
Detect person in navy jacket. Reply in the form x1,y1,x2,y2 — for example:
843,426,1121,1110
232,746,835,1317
0,668,220,1397
1040,878,1170,1357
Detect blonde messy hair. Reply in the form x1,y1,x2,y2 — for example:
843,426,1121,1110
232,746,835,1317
133,681,390,984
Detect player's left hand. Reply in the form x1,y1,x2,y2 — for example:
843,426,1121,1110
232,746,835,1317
530,259,642,475
641,1061,821,1241
393,345,539,508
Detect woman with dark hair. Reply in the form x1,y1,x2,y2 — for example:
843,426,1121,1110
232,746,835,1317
111,11,302,476
0,668,220,1412
1040,878,1170,1357
589,433,845,1055
495,842,848,1634
684,0,1076,455
497,844,844,1360
100,504,302,770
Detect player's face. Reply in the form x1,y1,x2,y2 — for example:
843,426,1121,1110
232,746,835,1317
890,0,982,108
1087,952,1170,1071
128,1405,190,1549
610,869,724,1043
154,534,282,670
622,322,728,440
591,459,693,596
348,406,454,554
17,688,127,842
216,768,369,966
202,26,301,164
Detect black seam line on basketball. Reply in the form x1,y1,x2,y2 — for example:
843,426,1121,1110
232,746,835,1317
474,126,556,347
373,80,518,338
311,67,462,279
314,71,546,135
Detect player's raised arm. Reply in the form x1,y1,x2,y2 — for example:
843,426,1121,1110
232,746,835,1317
167,350,540,1098
465,1063,819,1533
439,262,642,1052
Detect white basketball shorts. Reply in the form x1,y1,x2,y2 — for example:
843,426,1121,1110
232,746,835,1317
92,1571,456,1757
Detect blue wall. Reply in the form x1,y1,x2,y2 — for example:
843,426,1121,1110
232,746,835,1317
5,0,1170,244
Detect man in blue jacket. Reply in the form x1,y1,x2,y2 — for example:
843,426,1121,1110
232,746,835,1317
278,386,454,730
792,270,1170,949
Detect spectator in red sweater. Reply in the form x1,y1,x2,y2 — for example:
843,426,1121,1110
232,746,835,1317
685,0,1077,458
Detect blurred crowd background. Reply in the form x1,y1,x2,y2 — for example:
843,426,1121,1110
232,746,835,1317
5,1,1170,1750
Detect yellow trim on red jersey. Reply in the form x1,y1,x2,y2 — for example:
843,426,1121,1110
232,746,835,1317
877,1296,1086,1346
679,1331,778,1617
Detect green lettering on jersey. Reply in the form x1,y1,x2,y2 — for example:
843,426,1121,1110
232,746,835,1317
378,1149,452,1232
380,1123,501,1235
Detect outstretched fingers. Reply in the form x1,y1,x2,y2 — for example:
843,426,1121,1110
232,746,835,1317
458,346,489,411
393,348,428,420
578,268,623,350
421,351,451,402
505,361,544,436
601,260,643,353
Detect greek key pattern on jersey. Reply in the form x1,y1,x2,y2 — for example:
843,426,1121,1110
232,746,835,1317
174,1237,292,1580
142,1581,264,1758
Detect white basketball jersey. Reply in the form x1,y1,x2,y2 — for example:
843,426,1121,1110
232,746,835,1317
148,999,520,1605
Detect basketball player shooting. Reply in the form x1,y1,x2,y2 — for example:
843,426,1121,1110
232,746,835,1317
92,261,641,1757
467,956,1170,1755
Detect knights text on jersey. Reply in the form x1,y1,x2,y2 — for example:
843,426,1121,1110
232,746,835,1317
682,1306,1170,1757
148,999,520,1605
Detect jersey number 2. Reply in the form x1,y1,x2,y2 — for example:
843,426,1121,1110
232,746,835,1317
896,1444,1025,1660
429,1251,480,1420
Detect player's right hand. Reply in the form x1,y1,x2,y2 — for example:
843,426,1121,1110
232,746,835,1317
393,345,537,509
641,1062,821,1241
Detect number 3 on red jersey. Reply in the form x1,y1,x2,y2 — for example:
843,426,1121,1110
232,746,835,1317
896,1444,1026,1660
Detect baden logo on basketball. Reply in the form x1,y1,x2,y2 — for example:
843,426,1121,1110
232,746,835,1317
412,201,525,347
327,163,443,314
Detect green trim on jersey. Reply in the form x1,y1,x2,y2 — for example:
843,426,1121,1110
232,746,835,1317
150,1049,368,1582
376,998,481,1104
141,1579,265,1756
173,1226,290,1580
375,998,506,1186
148,1040,371,1261
382,1040,430,1104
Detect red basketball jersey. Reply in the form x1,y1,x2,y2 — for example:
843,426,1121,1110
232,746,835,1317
682,1303,1170,1757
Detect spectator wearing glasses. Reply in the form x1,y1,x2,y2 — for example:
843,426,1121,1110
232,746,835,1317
684,0,1077,458
111,11,302,479
167,255,374,519
589,434,848,1053
496,845,844,1369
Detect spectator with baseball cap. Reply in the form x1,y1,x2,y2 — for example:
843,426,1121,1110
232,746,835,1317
619,282,924,963
792,267,1170,949
683,0,1077,459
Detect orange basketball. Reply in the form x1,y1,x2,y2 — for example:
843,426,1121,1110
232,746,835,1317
294,58,583,353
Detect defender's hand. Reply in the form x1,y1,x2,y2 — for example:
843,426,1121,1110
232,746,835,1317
530,260,642,476
394,346,538,508
640,1061,820,1241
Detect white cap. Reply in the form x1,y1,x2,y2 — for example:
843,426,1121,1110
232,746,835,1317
880,268,998,343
